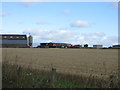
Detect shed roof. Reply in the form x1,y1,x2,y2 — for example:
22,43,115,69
0,34,27,40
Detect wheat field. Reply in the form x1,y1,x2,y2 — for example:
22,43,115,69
2,48,118,77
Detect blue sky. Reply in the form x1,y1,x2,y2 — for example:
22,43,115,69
0,1,118,47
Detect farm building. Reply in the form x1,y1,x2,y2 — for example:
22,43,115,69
38,42,72,48
93,45,103,49
68,45,82,48
112,45,120,48
0,34,33,48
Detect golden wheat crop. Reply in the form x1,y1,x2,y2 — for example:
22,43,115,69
2,48,118,77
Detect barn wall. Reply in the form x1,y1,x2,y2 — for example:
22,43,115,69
2,40,27,44
0,34,29,48
2,44,28,48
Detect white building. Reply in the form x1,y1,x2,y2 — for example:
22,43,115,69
93,45,103,49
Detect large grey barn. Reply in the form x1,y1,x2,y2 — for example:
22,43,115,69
0,34,32,48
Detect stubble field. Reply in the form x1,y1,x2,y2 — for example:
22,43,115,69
2,48,118,77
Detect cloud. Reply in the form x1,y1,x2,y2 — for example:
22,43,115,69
23,29,118,47
20,0,48,7
109,2,120,9
70,20,90,27
24,29,76,42
81,33,118,46
20,0,39,7
22,2,37,7
18,22,23,24
0,32,22,34
36,21,48,25
20,0,39,2
0,12,9,17
64,9,71,14
112,2,119,8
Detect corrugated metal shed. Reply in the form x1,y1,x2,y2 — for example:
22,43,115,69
93,45,103,49
0,34,28,48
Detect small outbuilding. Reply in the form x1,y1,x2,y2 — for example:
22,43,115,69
112,45,120,48
93,45,103,49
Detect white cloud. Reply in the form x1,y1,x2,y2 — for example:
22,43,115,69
0,32,22,34
0,12,9,16
22,2,37,7
24,29,77,46
93,32,105,36
23,29,118,47
2,0,119,2
21,0,39,2
20,0,39,7
70,20,90,27
36,21,48,25
111,2,120,8
64,9,71,14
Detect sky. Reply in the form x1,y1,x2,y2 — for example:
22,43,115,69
0,1,118,47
